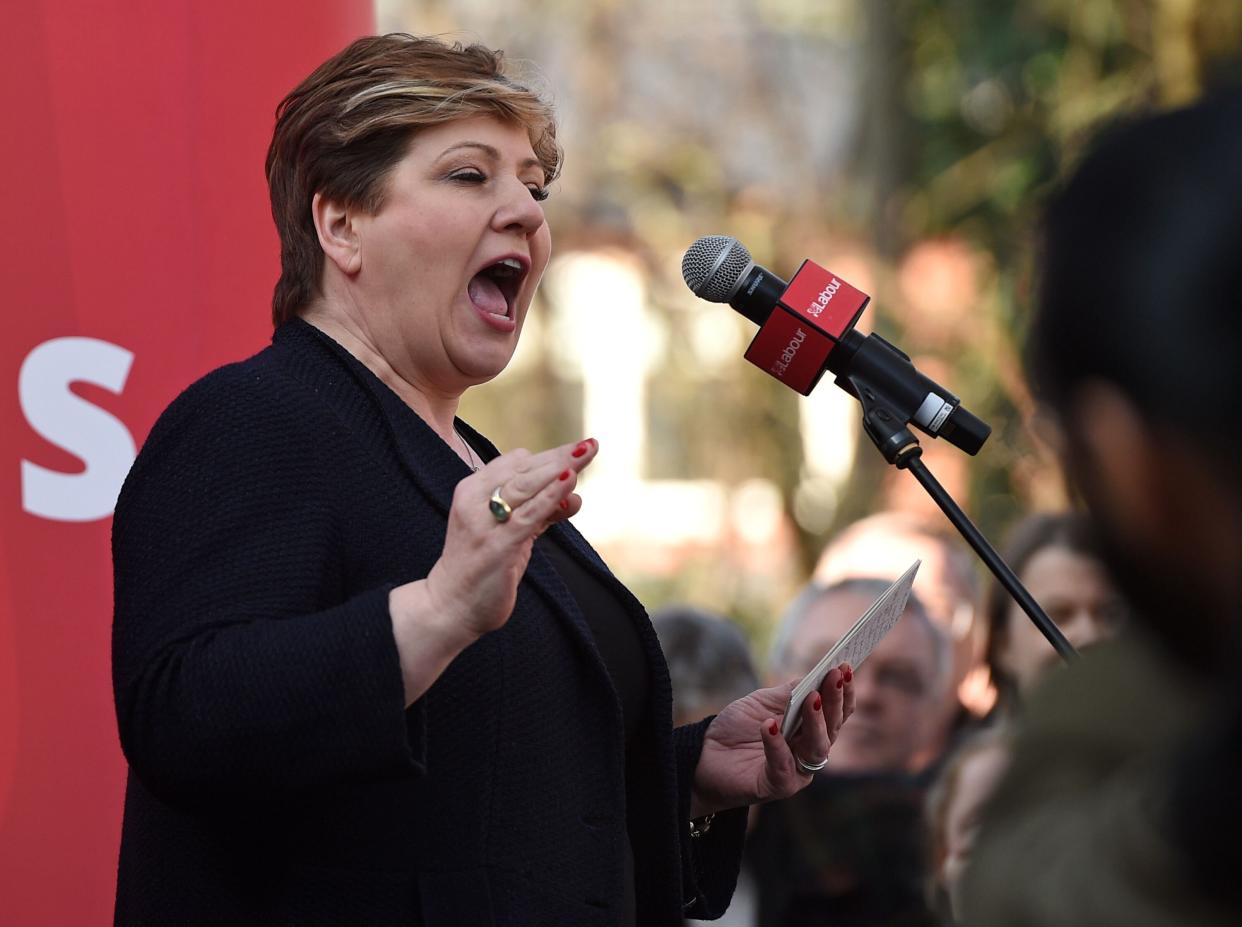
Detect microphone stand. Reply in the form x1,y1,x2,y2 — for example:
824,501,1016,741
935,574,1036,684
842,371,1077,663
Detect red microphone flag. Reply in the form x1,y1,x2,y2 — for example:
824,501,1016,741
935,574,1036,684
743,260,870,395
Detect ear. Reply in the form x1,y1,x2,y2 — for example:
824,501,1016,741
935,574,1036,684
311,192,362,277
1066,382,1168,556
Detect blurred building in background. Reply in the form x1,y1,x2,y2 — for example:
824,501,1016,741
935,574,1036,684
377,0,1242,644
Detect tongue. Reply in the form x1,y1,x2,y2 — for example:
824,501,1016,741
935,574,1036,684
468,273,508,317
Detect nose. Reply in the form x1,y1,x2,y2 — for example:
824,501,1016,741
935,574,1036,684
1063,608,1108,651
492,176,546,238
852,672,883,714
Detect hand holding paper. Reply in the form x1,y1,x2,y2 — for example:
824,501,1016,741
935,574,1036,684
782,561,921,740
689,564,922,815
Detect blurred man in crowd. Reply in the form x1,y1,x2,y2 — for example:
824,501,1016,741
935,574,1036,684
747,579,948,926
770,579,949,775
815,513,989,764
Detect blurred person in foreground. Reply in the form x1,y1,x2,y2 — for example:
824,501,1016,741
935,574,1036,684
815,512,989,761
960,91,1242,925
110,35,855,926
652,606,762,927
982,512,1126,715
924,725,1010,925
746,579,949,926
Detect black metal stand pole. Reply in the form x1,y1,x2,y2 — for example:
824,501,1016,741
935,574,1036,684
841,370,1077,663
897,451,1077,662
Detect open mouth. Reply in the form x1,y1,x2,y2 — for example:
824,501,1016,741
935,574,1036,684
467,256,529,321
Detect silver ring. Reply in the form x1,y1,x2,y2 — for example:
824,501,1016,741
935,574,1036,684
794,754,828,775
488,486,512,523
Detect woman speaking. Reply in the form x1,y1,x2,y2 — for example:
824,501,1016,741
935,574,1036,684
111,34,853,925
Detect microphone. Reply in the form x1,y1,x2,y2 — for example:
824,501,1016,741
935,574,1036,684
682,235,990,456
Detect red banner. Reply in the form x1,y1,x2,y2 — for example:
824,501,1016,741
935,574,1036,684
0,2,373,920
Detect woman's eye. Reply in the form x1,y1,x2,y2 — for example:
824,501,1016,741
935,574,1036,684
450,169,487,184
528,185,550,202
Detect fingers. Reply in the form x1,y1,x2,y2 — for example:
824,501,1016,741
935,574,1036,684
545,489,583,527
432,438,599,642
760,717,798,783
781,665,854,781
509,462,583,530
816,665,848,745
786,690,827,775
481,438,598,515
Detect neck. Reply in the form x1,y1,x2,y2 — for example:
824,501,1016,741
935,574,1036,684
300,304,463,448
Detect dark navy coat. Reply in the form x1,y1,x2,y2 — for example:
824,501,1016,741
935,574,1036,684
111,319,744,925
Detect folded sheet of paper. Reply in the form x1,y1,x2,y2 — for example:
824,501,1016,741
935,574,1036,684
782,560,921,740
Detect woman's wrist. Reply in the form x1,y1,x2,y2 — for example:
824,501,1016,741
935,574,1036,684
388,580,480,707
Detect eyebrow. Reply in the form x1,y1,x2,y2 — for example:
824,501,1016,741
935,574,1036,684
437,141,542,172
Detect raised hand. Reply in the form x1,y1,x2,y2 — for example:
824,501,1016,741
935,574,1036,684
389,437,598,704
425,437,597,639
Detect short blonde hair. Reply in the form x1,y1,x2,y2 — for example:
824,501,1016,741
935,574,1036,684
265,34,561,326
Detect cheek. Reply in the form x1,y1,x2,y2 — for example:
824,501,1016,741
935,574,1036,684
999,612,1046,674
896,708,926,746
395,197,476,253
531,224,553,275
370,221,454,292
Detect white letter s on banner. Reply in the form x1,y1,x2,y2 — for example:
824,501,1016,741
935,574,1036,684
19,337,136,522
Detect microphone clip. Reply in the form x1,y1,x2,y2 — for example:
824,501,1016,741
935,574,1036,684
847,375,923,467
827,330,991,458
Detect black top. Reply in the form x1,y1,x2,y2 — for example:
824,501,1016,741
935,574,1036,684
469,434,653,927
110,319,745,926
539,533,651,743
535,539,650,927
747,772,938,927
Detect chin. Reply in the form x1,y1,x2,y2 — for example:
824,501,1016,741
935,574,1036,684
457,348,518,385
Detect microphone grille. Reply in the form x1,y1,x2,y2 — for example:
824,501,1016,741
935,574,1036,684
681,236,753,303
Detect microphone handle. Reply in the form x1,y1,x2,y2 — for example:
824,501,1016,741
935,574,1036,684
728,264,786,326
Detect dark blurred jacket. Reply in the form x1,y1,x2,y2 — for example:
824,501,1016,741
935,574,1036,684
747,772,939,927
960,634,1237,926
111,319,745,926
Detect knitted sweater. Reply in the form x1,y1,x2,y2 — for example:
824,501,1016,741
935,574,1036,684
111,319,745,925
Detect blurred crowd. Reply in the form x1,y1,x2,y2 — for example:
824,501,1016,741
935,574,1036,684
653,91,1242,927
654,506,1120,927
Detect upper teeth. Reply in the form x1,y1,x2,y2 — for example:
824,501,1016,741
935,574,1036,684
495,258,523,275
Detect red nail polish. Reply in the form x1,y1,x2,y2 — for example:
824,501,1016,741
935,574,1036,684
844,668,853,683
812,693,822,712
572,441,589,458
767,720,779,736
559,498,569,511
836,678,844,689
558,469,571,481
